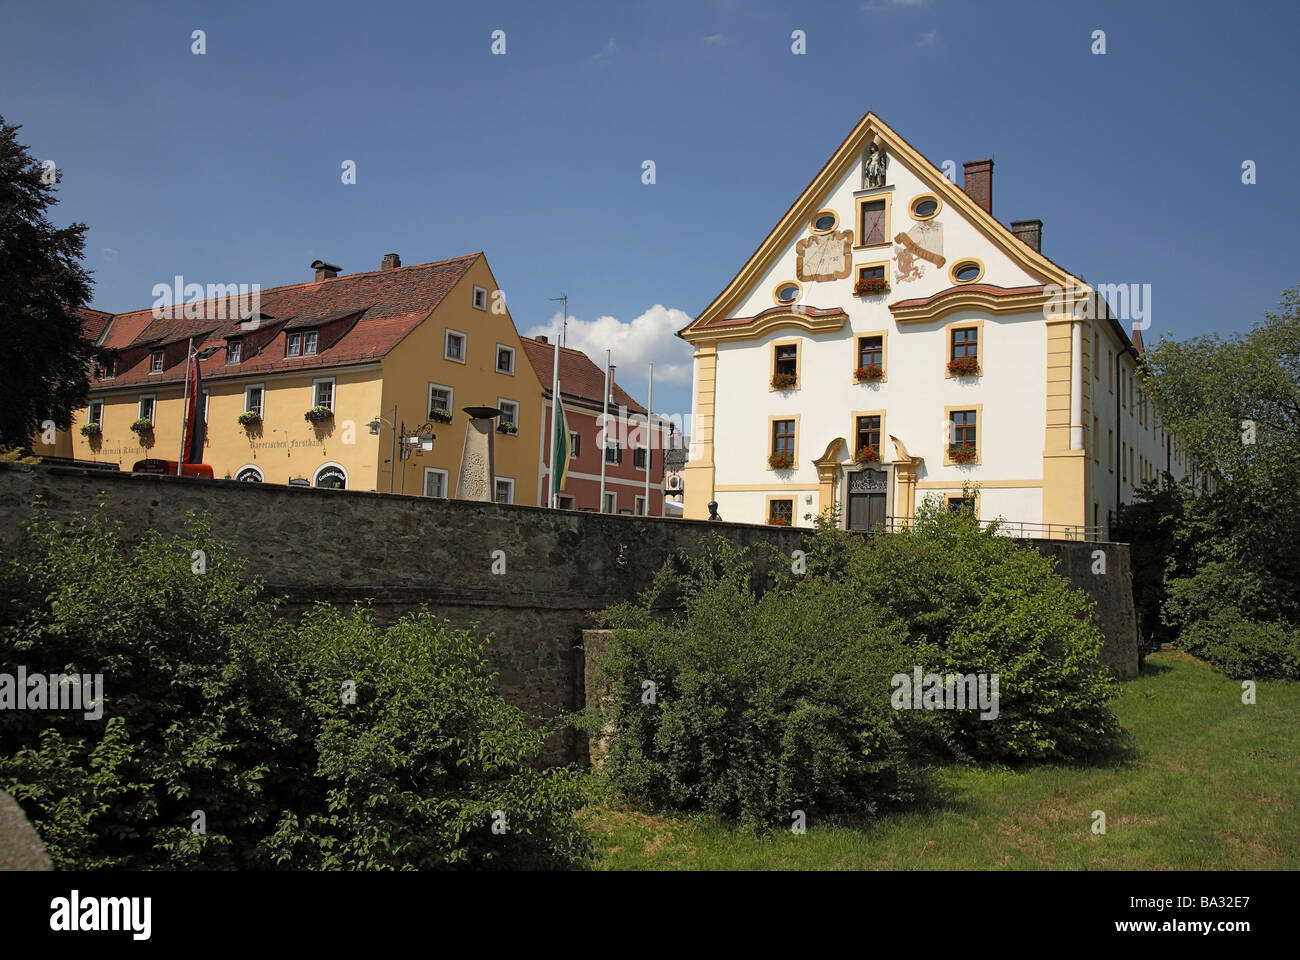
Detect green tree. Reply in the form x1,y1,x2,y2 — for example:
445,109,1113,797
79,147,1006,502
0,115,100,449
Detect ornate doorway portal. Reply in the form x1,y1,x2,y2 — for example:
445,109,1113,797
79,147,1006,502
846,467,889,532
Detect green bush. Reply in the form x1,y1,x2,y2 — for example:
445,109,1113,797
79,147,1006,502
591,535,929,827
830,501,1122,762
0,503,590,869
1180,613,1300,680
589,502,1123,827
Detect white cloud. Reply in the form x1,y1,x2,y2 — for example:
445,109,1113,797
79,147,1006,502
916,30,937,47
100,247,117,260
592,38,617,61
526,304,695,387
703,33,728,47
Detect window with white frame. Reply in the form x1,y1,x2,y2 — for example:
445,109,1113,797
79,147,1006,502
569,432,581,457
286,332,302,357
302,330,318,356
444,330,466,362
495,344,515,375
602,491,617,514
634,496,647,516
138,395,155,423
150,349,164,373
497,399,518,430
312,378,335,411
227,339,241,364
494,478,514,504
472,285,488,311
423,467,448,498
87,400,104,426
244,384,264,417
428,384,453,419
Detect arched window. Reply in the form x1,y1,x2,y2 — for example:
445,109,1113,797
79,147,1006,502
313,462,348,489
234,465,264,483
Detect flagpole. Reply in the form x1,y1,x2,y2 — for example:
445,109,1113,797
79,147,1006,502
644,362,653,516
599,350,610,513
177,337,193,475
548,294,567,508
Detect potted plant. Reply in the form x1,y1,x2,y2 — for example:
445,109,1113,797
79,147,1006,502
770,371,798,389
496,421,518,435
304,406,333,423
80,422,101,438
428,407,453,424
767,516,792,526
129,417,153,434
238,411,262,427
854,445,879,464
947,356,980,377
854,276,889,296
948,444,978,465
854,363,883,382
768,450,794,470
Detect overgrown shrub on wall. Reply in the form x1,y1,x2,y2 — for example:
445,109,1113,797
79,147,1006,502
0,503,591,869
589,502,1123,826
589,536,932,826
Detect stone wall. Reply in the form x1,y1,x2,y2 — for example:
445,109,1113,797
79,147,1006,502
0,462,1139,764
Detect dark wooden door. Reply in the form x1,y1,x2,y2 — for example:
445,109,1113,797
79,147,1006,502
846,468,888,532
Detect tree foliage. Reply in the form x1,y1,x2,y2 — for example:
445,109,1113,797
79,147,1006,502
0,115,101,448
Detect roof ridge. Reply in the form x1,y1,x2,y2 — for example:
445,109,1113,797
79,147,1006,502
102,253,481,318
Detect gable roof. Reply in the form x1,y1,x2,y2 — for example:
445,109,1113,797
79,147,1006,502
518,337,647,415
678,111,1086,342
90,254,479,388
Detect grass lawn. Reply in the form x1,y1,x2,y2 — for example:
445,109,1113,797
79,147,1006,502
577,650,1299,869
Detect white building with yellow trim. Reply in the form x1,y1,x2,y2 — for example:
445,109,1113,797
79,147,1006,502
679,113,1190,538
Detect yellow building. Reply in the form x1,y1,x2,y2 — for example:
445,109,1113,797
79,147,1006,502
35,252,545,500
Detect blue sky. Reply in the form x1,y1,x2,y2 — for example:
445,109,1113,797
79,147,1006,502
3,0,1297,421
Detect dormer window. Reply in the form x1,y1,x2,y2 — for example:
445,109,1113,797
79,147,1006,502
150,349,164,373
303,330,318,355
286,330,317,358
287,332,301,357
227,339,242,365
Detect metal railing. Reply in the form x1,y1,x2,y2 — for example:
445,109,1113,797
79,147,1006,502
865,515,1110,543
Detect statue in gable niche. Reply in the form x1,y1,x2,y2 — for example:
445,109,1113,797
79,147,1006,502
862,141,888,189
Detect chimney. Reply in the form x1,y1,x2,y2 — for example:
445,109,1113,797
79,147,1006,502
1010,219,1042,253
962,159,993,214
310,260,341,281
536,335,548,344
381,253,401,271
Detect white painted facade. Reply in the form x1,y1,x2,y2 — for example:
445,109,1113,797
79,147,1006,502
681,113,1193,539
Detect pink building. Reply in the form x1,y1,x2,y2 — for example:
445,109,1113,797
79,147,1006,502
521,336,672,515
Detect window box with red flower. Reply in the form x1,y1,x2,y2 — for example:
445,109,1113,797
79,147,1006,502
768,451,794,470
770,371,798,390
854,446,879,464
854,363,883,382
948,444,978,465
767,516,792,526
854,276,889,297
946,356,980,377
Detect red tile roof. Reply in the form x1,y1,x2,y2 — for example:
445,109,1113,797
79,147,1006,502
89,254,480,388
75,307,115,344
519,337,647,414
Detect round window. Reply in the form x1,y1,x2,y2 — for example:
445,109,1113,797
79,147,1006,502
776,283,800,303
912,197,939,219
953,261,983,283
813,213,836,232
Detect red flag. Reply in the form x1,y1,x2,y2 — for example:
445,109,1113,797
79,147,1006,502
181,350,205,465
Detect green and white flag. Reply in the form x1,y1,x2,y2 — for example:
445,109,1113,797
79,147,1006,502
551,392,571,503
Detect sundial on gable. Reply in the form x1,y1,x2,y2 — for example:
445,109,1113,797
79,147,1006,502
796,230,853,282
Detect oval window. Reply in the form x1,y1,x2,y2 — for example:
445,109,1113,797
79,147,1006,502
776,283,800,303
912,198,939,218
813,213,836,232
954,261,982,283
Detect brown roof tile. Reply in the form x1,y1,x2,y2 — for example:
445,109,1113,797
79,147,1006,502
519,337,647,414
91,254,479,388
